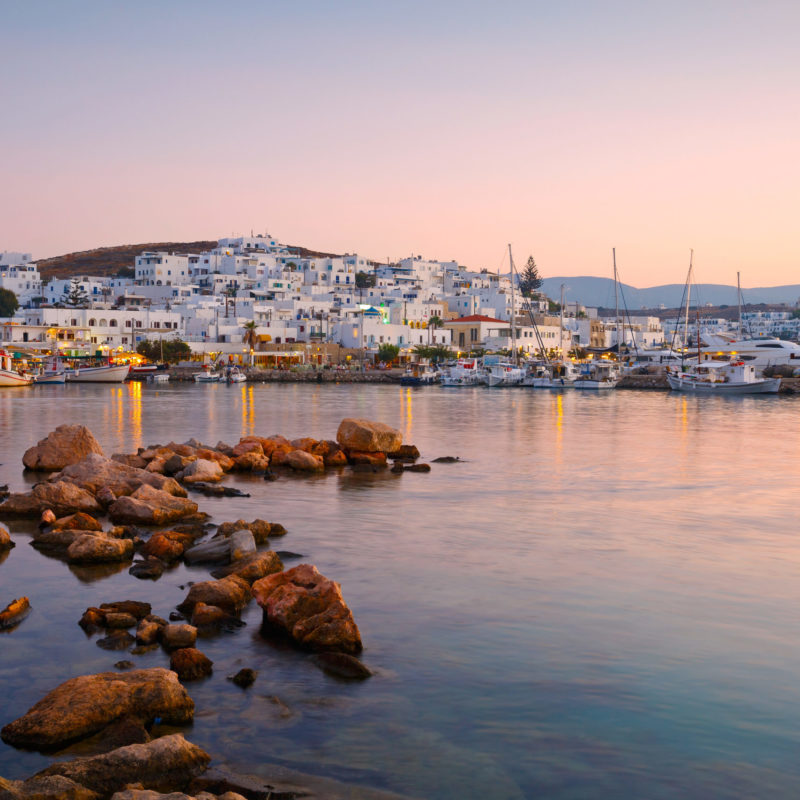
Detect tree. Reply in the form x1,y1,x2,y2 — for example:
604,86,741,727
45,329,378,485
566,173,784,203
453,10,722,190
518,256,543,298
377,343,400,364
427,315,443,344
0,288,19,318
413,344,451,363
136,336,191,364
355,271,376,289
242,320,258,365
64,278,89,307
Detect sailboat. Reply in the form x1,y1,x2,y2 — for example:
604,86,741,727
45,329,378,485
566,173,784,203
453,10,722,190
487,244,525,387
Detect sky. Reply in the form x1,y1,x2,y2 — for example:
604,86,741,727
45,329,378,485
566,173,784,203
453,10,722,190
2,0,799,286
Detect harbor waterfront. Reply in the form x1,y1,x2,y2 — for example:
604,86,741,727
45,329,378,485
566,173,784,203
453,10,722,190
4,383,800,798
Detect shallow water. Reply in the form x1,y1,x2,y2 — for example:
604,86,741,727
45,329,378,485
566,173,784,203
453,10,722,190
2,382,800,798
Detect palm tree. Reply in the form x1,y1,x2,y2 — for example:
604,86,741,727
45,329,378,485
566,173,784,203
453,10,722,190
242,320,258,366
427,315,443,345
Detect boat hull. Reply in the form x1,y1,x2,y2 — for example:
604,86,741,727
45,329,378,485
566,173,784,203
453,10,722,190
34,373,67,385
667,375,781,394
66,364,131,383
574,380,618,390
0,369,33,387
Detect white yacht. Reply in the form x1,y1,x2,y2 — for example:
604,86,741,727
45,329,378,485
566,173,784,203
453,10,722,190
486,361,525,387
700,336,800,370
667,360,781,394
440,359,484,387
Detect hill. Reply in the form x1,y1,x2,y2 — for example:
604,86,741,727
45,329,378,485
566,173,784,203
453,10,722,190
35,241,343,281
540,276,800,309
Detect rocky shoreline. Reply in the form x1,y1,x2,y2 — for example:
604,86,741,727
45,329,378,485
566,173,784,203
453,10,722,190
0,420,433,800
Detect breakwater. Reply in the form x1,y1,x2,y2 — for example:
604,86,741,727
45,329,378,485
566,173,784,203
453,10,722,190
168,367,398,383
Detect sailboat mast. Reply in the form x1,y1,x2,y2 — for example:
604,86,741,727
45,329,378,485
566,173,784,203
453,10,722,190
560,283,565,359
684,250,693,353
508,244,517,364
613,248,620,360
737,271,742,339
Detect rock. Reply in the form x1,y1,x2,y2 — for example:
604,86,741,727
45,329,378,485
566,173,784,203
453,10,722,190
129,558,165,580
161,624,197,651
184,484,250,498
96,631,135,651
67,535,134,564
322,445,348,467
114,661,134,670
0,669,194,750
176,459,223,485
135,618,164,646
252,564,362,654
228,668,257,689
111,453,149,470
268,523,287,537
169,648,213,682
210,551,283,585
163,454,188,475
2,775,99,800
387,444,421,460
50,454,187,498
96,487,117,508
183,537,231,566
0,523,13,550
79,608,107,633
432,456,461,463
229,530,256,561
189,602,231,630
336,418,402,454
346,450,387,466
390,462,405,474
0,482,102,519
139,531,194,563
231,453,271,473
231,441,263,458
22,425,104,472
100,601,152,620
50,512,103,532
267,445,295,467
33,528,102,554
176,576,251,617
34,734,209,797
284,450,324,472
40,509,57,526
103,612,138,629
0,597,30,630
89,716,150,751
313,651,372,680
404,463,431,473
215,519,272,544
108,486,198,526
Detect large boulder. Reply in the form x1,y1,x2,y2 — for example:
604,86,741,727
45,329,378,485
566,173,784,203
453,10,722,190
176,576,251,617
0,482,102,519
176,459,223,485
22,425,104,472
34,734,210,798
252,564,362,654
67,535,134,564
0,774,100,800
51,455,187,498
284,451,324,473
0,669,194,750
108,486,198,526
336,419,402,453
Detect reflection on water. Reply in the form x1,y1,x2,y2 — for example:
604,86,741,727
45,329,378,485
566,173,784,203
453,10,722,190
2,385,800,798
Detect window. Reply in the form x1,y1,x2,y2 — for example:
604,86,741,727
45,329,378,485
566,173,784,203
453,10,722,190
110,319,118,327
88,318,96,326
135,321,142,328
125,320,132,327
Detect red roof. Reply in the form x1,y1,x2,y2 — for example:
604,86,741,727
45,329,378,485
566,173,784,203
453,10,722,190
445,314,507,324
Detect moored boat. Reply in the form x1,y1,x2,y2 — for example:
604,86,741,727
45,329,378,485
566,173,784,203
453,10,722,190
666,360,781,394
440,358,484,387
225,366,247,383
65,363,131,383
485,361,525,387
0,350,33,387
194,366,221,383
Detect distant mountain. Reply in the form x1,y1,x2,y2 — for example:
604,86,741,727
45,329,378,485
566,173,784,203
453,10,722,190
540,276,800,309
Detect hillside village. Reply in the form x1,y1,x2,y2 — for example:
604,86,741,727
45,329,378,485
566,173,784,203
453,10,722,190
2,235,799,366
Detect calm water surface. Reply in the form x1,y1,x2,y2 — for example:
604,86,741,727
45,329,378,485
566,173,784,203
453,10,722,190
2,383,800,799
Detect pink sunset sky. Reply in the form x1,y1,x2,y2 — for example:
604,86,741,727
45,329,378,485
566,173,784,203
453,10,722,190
2,1,798,286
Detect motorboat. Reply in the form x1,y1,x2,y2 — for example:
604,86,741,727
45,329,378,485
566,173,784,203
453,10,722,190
65,362,131,383
440,358,484,387
666,360,781,394
0,350,33,387
573,362,619,391
225,366,247,383
485,361,525,387
700,336,800,370
33,356,66,384
147,372,170,383
194,366,221,383
400,362,440,386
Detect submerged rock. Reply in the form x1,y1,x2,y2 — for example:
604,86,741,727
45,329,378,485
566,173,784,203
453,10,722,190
252,564,362,654
0,597,31,631
313,651,372,680
0,669,194,750
228,668,257,688
161,624,197,651
210,551,283,585
22,425,104,472
0,523,13,550
169,648,213,682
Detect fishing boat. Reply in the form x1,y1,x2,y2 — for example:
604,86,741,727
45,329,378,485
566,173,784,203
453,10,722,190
485,361,525,387
225,366,247,383
440,358,484,386
400,362,439,386
667,360,781,394
33,356,67,384
147,372,170,383
65,362,131,383
522,360,579,388
0,350,33,387
573,361,619,390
